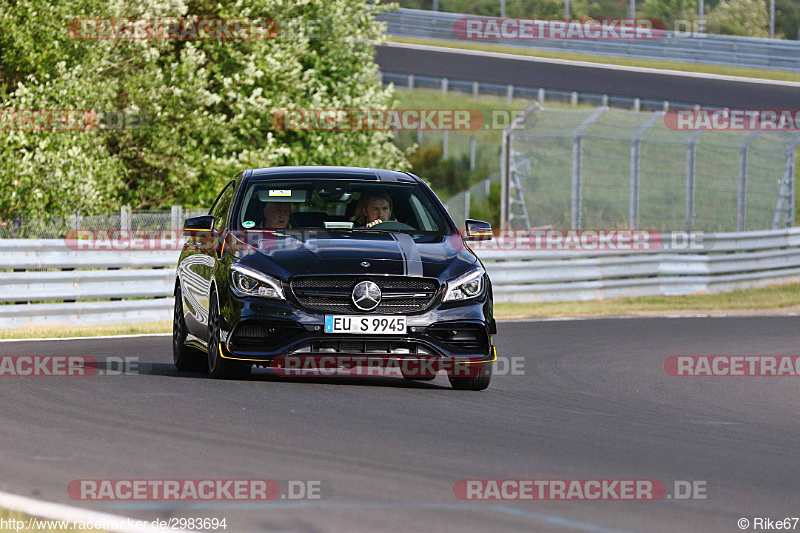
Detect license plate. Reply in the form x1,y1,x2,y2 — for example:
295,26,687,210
324,315,406,334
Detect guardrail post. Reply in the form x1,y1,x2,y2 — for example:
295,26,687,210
469,136,476,171
506,84,514,104
442,129,449,161
121,206,131,232
538,88,545,104
441,78,448,95
171,205,183,231
465,189,471,220
738,133,760,231
70,214,80,232
472,81,479,100
685,131,704,232
408,74,414,90
571,92,578,106
417,125,422,145
634,98,641,112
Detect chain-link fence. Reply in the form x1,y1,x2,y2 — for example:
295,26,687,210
444,171,501,227
0,207,208,239
503,105,800,232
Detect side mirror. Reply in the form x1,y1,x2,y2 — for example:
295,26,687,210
183,215,214,236
464,219,493,241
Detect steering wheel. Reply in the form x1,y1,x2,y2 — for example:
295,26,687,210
366,220,416,231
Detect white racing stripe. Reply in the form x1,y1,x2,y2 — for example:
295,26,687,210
391,233,424,277
0,490,192,533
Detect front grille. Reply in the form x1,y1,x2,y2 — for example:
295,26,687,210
291,276,440,314
290,339,437,355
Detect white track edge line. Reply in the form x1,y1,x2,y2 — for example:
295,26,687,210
0,333,171,343
0,490,192,533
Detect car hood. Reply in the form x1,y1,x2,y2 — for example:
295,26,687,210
231,230,477,281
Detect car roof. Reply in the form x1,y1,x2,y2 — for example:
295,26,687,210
245,166,418,183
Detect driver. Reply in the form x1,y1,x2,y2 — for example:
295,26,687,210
257,201,292,229
352,191,392,229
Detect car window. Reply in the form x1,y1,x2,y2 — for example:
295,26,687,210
236,180,450,234
211,181,234,231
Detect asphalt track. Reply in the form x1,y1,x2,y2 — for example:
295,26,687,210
2,316,800,532
376,43,800,109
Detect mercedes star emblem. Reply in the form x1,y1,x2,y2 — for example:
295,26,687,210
360,261,370,268
352,280,381,311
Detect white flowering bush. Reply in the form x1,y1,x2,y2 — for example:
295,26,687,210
0,0,407,218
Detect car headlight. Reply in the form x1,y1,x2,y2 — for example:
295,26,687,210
443,266,485,302
230,264,285,300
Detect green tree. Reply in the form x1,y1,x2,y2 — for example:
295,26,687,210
0,0,406,219
641,0,698,30
706,0,769,37
775,0,800,40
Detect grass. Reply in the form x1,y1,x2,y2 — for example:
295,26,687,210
494,281,800,318
389,36,800,83
0,321,171,340
0,507,108,533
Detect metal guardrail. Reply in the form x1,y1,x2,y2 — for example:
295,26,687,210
476,227,800,302
1,228,800,327
379,8,800,72
0,240,179,328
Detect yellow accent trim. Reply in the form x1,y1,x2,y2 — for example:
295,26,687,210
457,346,497,364
218,342,272,362
185,339,206,351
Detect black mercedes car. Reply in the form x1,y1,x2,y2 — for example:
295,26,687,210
173,166,496,390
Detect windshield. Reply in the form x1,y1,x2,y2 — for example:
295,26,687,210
235,180,452,235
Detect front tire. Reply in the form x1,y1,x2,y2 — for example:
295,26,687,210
173,285,206,372
448,358,492,391
207,291,250,380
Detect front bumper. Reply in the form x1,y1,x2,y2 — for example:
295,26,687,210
217,286,494,366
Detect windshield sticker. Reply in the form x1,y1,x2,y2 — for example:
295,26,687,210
269,189,291,197
242,220,255,228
